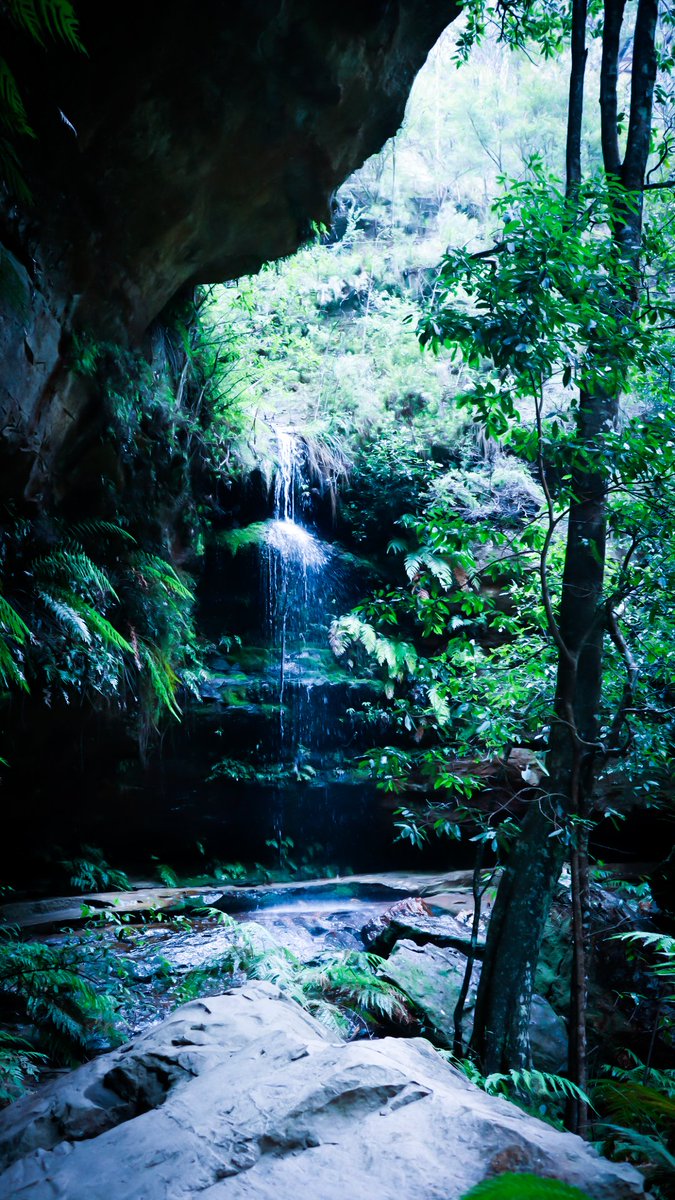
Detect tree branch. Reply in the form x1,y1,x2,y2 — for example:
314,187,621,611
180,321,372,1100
600,0,627,179
622,0,659,194
606,604,639,752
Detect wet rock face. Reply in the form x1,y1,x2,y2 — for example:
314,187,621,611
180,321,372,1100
0,983,646,1200
0,0,456,496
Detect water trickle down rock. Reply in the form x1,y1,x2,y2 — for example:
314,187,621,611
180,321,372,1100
263,430,333,771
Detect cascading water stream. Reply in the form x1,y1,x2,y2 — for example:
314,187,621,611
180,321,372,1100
263,431,331,765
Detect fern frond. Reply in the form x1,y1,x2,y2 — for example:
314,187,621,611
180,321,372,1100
428,684,451,725
37,549,118,601
0,637,27,689
6,0,83,49
132,554,194,600
36,0,83,49
0,594,29,642
0,596,29,689
329,615,416,680
71,520,135,544
0,933,118,1065
38,590,92,643
0,58,32,136
404,550,455,589
4,1,43,42
139,642,181,717
483,1068,592,1108
602,1124,675,1176
595,1079,675,1126
70,598,132,652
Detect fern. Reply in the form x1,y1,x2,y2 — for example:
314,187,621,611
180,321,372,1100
595,1079,675,1128
0,1029,44,1105
440,1056,592,1128
601,1125,675,1192
176,939,410,1037
427,683,451,725
37,548,118,601
612,931,675,996
5,0,83,50
38,590,92,643
330,614,417,680
59,846,132,894
132,553,194,601
156,863,180,887
1,0,84,196
308,951,411,1023
0,57,32,137
71,520,135,544
482,1068,592,1109
460,1176,594,1199
404,548,456,590
0,592,30,690
69,598,132,652
0,634,27,690
0,594,30,642
0,930,118,1065
139,642,181,718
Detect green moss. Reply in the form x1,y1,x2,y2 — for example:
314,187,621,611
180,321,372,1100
460,1176,594,1200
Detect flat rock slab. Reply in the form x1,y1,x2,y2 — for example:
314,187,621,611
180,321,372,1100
0,872,476,932
0,982,645,1200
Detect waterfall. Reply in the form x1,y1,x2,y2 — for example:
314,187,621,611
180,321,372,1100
263,430,331,766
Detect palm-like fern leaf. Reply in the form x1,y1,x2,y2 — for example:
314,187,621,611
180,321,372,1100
38,589,92,643
132,553,194,601
595,1079,675,1127
69,598,132,652
37,549,118,601
0,594,29,642
71,520,136,544
5,0,83,49
0,57,32,136
0,593,30,689
139,642,181,717
330,615,416,680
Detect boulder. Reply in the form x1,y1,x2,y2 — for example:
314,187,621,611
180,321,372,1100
362,896,483,957
381,938,478,1049
382,940,568,1071
0,982,645,1199
537,880,669,1053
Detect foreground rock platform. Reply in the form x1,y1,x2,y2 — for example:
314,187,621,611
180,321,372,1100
0,983,645,1200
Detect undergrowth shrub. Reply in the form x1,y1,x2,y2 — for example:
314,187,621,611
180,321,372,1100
175,917,410,1037
0,927,122,1101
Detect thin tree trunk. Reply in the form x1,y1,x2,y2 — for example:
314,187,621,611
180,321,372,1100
567,825,590,1134
453,840,485,1057
469,0,658,1084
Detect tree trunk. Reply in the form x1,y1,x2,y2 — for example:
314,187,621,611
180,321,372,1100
469,0,658,1083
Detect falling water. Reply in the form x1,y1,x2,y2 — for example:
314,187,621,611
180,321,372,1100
263,430,331,765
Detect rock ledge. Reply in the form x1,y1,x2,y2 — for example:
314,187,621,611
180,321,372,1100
0,982,646,1200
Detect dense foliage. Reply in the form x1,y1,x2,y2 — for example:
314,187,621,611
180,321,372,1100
1,7,675,1197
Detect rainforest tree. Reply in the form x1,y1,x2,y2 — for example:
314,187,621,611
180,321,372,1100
418,0,666,1130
